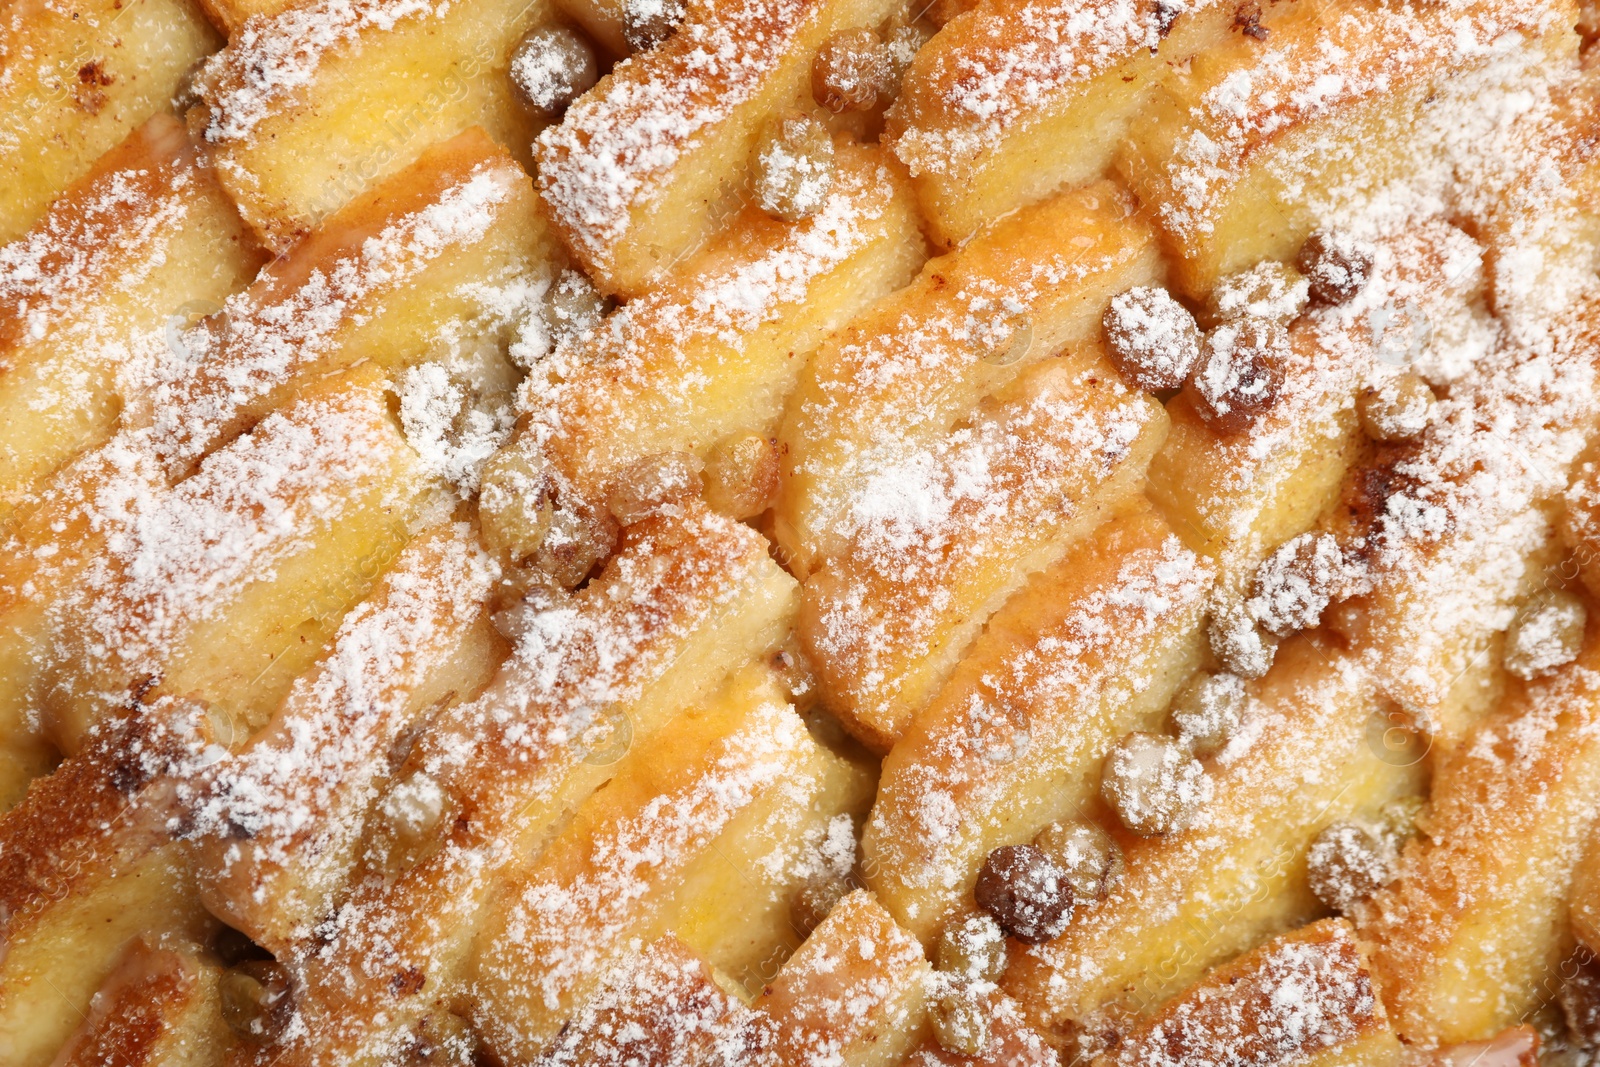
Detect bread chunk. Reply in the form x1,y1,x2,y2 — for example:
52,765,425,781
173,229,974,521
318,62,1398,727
1358,613,1600,1045
0,704,215,1067
0,0,218,244
468,665,869,1060
189,522,504,954
516,140,925,539
776,181,1158,576
887,0,1252,246
50,940,235,1067
246,505,796,1066
536,0,912,293
0,116,263,522
758,890,933,1067
1101,920,1400,1067
799,348,1167,748
1119,0,1579,296
191,0,551,247
863,503,1213,941
1005,639,1422,1044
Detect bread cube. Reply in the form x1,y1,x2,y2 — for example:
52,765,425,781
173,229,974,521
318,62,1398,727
776,180,1159,575
863,502,1214,941
468,665,862,1061
0,116,263,523
1004,638,1424,1043
799,348,1168,748
525,140,925,523
758,890,932,1067
1334,295,1600,751
538,936,780,1066
191,0,551,247
39,368,443,754
1146,316,1362,600
1100,920,1400,1067
0,0,218,244
1357,615,1600,1045
535,0,908,293
141,128,559,480
190,522,504,954
1118,0,1579,297
257,505,796,1067
0,366,440,809
887,0,1247,246
0,706,216,1067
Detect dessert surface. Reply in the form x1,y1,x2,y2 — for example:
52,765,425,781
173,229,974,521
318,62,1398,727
1,0,1599,1062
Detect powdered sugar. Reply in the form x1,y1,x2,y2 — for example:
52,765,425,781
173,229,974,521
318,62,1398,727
890,0,1181,178
197,0,450,145
536,0,812,270
143,164,521,474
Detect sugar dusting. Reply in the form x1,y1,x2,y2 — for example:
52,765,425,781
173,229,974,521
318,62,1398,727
197,0,451,145
143,163,523,474
6,0,1600,1056
536,0,814,270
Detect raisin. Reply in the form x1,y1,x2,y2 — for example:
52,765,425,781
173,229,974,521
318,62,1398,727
1306,821,1396,914
931,984,991,1056
509,25,598,115
1357,372,1435,443
621,0,685,51
974,844,1074,944
606,451,705,525
1169,671,1247,757
1102,732,1211,836
1298,230,1374,306
1033,821,1123,902
1247,532,1359,638
1102,285,1202,392
1189,318,1286,434
1207,260,1308,324
812,29,891,114
1503,590,1587,680
753,114,836,224
934,911,1007,981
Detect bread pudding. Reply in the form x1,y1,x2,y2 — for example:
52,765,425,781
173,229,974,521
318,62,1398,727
2,0,1599,1061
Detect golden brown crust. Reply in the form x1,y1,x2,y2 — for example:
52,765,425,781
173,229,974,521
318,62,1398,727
50,940,235,1067
864,502,1214,940
0,707,196,932
799,349,1167,748
1357,617,1600,1044
1103,920,1396,1067
775,180,1158,577
536,936,780,1067
758,890,933,1066
141,129,554,480
1004,638,1420,1043
534,0,902,293
0,0,220,244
